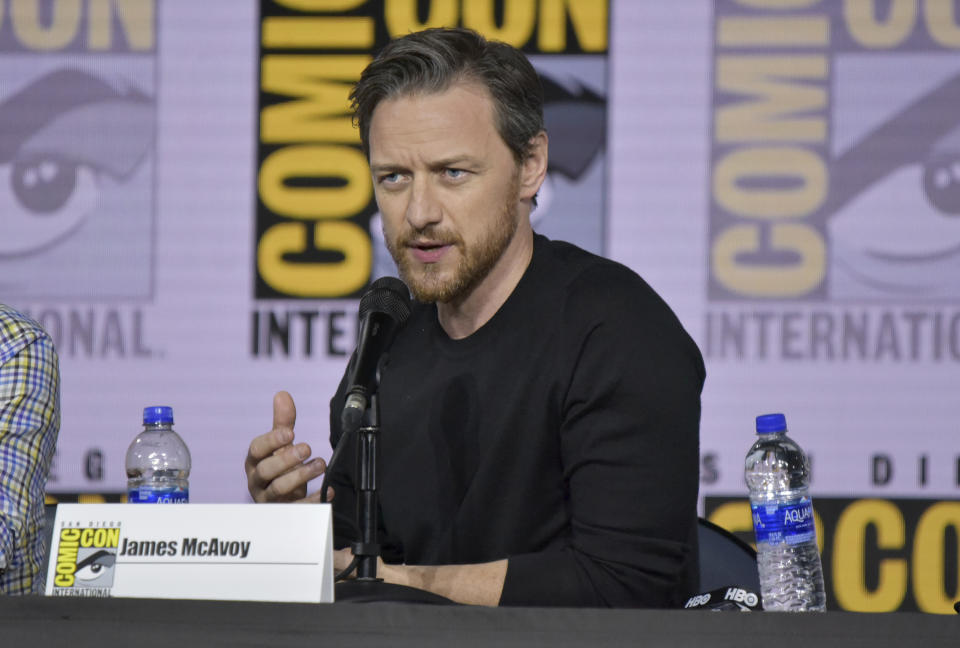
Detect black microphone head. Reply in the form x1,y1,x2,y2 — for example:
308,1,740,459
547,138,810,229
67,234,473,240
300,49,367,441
359,276,411,325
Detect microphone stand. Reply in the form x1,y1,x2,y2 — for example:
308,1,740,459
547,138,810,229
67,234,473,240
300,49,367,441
335,391,454,604
353,392,382,583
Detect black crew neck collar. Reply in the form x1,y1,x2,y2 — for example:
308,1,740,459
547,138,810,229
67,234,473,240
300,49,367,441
427,233,548,354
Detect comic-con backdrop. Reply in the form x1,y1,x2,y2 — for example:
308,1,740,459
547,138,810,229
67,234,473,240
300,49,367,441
1,0,957,613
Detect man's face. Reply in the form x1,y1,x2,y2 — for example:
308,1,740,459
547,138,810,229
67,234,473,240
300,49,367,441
368,82,523,303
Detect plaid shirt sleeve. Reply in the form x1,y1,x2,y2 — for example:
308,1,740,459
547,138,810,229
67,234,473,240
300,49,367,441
0,305,60,595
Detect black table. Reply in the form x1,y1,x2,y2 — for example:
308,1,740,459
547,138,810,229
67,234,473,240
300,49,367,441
1,596,955,647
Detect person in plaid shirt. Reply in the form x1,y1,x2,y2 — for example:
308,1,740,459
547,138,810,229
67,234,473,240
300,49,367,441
0,304,60,594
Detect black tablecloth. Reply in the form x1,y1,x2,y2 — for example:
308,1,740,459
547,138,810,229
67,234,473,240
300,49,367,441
1,596,955,648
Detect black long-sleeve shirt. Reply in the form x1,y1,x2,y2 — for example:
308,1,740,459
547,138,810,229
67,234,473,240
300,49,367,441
328,234,705,607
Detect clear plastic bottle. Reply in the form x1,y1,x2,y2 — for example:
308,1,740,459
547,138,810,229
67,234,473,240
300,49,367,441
745,413,826,611
126,406,191,503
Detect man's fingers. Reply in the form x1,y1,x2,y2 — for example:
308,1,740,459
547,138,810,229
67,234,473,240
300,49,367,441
246,426,295,469
263,456,327,502
272,390,296,432
246,390,307,502
246,392,298,468
298,484,334,503
251,443,311,487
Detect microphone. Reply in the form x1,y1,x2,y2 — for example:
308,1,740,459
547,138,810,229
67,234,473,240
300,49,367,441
340,276,412,436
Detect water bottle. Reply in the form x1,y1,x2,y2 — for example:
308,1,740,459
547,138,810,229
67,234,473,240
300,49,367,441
126,406,191,503
745,413,826,611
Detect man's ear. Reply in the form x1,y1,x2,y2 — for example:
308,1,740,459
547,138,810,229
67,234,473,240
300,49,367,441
519,131,548,201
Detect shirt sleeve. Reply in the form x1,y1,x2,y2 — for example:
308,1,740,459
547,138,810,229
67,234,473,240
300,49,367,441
499,269,705,608
0,317,60,594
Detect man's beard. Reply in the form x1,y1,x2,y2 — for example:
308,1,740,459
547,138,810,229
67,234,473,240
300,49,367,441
384,181,520,304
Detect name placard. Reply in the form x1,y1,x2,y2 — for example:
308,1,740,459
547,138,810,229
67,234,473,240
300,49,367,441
44,503,333,603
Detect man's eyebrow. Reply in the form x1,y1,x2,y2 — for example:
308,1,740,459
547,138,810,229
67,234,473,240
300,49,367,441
370,156,481,174
369,163,407,174
430,155,479,169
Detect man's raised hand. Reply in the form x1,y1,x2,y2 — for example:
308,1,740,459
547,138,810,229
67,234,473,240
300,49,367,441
244,391,329,503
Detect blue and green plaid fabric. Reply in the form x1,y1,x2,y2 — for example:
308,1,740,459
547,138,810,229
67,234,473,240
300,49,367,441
0,304,60,594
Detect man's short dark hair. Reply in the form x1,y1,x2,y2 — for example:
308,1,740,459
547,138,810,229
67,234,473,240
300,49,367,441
350,27,545,163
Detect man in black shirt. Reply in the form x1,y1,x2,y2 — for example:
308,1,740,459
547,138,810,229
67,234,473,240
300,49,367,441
245,27,704,607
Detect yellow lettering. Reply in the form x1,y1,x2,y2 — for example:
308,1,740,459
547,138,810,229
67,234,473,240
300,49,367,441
261,56,369,144
832,500,907,612
78,528,116,547
712,223,825,297
60,528,81,543
538,0,607,52
257,222,371,296
88,0,154,51
913,501,960,614
716,56,828,143
55,561,75,575
462,0,535,47
11,0,81,50
273,0,366,9
104,527,121,548
259,145,371,218
844,0,917,48
717,16,830,47
925,0,960,47
262,17,374,49
54,529,80,587
385,0,458,38
714,146,827,217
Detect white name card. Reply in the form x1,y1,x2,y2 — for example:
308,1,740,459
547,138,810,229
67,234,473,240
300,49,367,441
44,503,333,603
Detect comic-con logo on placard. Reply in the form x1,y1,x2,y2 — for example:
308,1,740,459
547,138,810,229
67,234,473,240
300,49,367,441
252,0,609,359
706,1,960,362
0,2,157,301
51,525,121,597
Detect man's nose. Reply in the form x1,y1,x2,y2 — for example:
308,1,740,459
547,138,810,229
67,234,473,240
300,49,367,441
405,176,442,230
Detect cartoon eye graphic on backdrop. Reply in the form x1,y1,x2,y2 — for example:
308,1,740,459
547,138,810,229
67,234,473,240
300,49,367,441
0,154,101,256
11,155,85,213
922,151,960,216
74,549,117,582
537,73,605,225
825,89,960,298
0,68,153,257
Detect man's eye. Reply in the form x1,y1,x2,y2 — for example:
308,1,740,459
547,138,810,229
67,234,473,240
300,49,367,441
444,168,466,180
379,172,402,184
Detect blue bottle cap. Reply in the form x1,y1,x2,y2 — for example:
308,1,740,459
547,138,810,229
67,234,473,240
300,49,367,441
756,413,787,434
143,406,174,425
